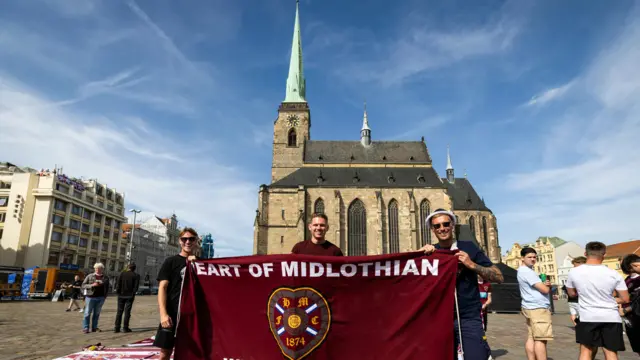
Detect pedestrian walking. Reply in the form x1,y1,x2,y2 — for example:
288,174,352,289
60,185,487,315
566,242,629,360
81,262,110,334
517,247,553,360
114,263,140,333
65,275,83,312
562,256,586,327
153,227,199,360
420,208,504,360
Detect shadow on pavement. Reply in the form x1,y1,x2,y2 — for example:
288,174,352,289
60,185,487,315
492,349,508,358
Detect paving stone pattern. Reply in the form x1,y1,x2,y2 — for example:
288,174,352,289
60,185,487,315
0,297,636,359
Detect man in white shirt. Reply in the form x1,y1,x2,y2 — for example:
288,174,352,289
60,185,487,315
566,241,630,360
517,247,553,360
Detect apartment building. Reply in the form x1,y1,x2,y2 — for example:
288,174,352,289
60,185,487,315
0,162,127,277
503,236,583,285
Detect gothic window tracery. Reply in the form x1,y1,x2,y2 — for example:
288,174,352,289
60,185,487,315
314,198,324,214
287,128,297,146
348,199,367,256
419,199,431,246
388,199,399,253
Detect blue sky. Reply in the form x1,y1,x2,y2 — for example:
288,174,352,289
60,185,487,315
1,0,639,257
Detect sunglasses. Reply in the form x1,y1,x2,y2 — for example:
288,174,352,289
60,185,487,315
432,222,451,229
180,236,197,243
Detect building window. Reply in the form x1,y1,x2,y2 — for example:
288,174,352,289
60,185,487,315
51,214,64,226
89,257,96,266
0,213,5,222
93,227,101,236
348,199,367,256
71,205,82,216
314,198,325,214
0,197,8,207
101,242,108,252
419,199,431,246
73,190,82,199
0,229,3,239
468,216,476,238
68,235,79,245
77,255,86,268
120,246,126,257
47,252,59,266
388,199,399,254
86,196,94,204
81,223,90,233
51,231,63,242
107,204,114,212
54,199,67,211
94,213,102,222
91,240,98,250
97,200,104,209
70,219,80,230
482,217,489,251
287,128,297,147
56,184,69,193
79,238,88,247
83,210,92,220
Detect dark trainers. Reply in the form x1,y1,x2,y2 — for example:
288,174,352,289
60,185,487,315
65,309,71,312
114,328,120,333
123,328,132,333
92,328,101,333
83,329,90,334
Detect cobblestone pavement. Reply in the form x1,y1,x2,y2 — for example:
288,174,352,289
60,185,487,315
0,297,637,359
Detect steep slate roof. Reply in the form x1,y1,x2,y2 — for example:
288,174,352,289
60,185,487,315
304,140,432,164
271,167,444,188
604,240,640,259
442,178,491,212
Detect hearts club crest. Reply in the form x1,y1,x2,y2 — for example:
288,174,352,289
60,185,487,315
267,287,331,360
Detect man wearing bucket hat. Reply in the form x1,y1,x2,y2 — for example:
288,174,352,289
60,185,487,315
421,208,503,360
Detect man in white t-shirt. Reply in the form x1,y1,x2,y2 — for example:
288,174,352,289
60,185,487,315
566,241,630,360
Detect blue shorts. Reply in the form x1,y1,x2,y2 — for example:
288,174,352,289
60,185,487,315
454,316,491,360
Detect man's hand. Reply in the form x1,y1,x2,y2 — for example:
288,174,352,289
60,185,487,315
161,314,173,329
455,251,475,269
481,304,487,311
187,255,197,262
419,244,436,254
544,280,551,287
92,282,100,287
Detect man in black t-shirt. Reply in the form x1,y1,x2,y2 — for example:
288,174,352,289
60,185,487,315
65,275,83,312
153,227,199,360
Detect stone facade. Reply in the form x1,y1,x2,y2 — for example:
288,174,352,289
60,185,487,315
253,2,501,263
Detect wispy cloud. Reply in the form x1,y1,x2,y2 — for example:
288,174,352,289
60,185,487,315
0,76,257,255
496,8,640,246
524,80,575,107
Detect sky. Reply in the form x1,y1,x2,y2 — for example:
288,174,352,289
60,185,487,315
1,0,639,257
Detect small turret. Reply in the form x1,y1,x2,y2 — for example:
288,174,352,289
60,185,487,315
360,102,371,146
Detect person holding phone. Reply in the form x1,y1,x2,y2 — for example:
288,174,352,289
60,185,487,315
81,262,110,333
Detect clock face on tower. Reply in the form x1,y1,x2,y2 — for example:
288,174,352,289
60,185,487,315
287,114,299,127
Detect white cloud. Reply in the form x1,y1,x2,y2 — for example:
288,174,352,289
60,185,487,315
0,76,257,256
497,10,640,248
525,81,575,107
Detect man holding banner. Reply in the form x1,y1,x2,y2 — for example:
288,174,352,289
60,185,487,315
421,209,503,360
291,213,343,256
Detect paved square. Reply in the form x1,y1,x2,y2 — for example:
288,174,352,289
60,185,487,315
0,297,636,359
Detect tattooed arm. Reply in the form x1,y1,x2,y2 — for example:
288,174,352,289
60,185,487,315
471,263,504,284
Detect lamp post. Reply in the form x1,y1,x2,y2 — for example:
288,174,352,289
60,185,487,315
128,209,141,264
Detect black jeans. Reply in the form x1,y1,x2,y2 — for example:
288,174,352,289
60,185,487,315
115,296,135,329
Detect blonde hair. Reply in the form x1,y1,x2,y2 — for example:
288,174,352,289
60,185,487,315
93,262,105,270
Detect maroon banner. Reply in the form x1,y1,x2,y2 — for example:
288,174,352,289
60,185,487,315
175,251,457,360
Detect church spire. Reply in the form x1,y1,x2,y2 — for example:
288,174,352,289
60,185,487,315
283,0,306,103
446,144,455,183
360,101,371,146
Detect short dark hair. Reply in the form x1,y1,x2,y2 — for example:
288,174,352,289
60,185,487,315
621,254,640,275
311,212,328,222
520,247,537,257
128,263,137,271
585,241,606,257
179,227,199,238
571,256,587,265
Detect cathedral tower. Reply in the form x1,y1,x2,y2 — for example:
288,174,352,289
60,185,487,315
272,0,310,183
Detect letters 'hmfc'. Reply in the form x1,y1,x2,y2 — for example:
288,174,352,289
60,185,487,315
267,287,331,360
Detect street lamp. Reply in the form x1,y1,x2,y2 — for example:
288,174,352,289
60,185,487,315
128,209,141,264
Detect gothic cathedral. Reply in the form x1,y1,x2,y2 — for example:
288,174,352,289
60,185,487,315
252,2,502,263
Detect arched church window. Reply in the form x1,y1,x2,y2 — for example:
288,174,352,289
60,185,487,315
469,216,476,240
482,217,489,251
314,198,324,214
287,128,297,146
348,199,367,256
388,199,399,253
419,199,431,246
